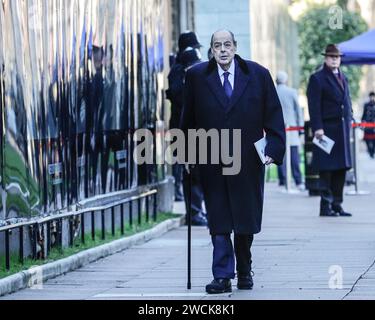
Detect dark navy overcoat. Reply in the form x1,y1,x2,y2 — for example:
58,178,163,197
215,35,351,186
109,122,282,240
180,55,285,235
307,64,353,171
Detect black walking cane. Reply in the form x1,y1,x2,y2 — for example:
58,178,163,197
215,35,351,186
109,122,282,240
187,164,192,290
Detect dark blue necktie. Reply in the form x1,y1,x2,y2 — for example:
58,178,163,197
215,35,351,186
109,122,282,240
223,72,233,99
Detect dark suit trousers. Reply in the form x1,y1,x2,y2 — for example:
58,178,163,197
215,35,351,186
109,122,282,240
319,169,347,208
277,146,303,186
365,140,375,158
211,234,254,279
183,168,205,216
172,164,184,198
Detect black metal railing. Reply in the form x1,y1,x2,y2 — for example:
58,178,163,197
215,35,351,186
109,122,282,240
0,189,158,271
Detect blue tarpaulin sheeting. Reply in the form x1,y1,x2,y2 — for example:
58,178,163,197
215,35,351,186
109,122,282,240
339,29,375,65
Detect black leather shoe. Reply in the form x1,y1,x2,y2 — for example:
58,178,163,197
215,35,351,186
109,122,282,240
332,206,352,217
175,195,184,202
237,274,254,290
332,205,352,217
189,213,208,226
339,211,352,217
206,279,232,294
320,210,339,217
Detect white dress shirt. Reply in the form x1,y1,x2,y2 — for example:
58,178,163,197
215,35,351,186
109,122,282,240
217,62,235,90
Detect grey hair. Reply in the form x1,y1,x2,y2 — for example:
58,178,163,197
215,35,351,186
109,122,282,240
210,30,237,48
276,71,288,85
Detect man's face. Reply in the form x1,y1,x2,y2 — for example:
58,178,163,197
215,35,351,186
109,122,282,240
325,55,341,69
370,95,375,103
211,31,237,69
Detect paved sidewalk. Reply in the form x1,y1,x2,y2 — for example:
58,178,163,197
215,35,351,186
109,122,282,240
1,153,375,300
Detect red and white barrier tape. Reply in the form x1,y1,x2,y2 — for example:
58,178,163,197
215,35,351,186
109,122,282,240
285,123,375,132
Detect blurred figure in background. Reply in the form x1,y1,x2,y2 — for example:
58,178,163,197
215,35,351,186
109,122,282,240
166,32,207,226
362,92,375,159
275,71,305,190
167,32,202,202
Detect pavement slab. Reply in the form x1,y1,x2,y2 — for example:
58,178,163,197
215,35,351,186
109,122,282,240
1,153,375,300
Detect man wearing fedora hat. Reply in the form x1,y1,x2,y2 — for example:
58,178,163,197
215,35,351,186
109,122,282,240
307,44,353,217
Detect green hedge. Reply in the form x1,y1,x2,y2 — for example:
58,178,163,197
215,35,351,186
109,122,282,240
298,6,367,100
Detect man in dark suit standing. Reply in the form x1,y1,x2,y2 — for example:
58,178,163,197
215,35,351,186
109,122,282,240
307,44,353,217
362,92,375,159
181,30,285,294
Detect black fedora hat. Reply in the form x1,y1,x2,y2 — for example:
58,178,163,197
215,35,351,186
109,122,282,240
180,47,201,67
321,44,344,57
178,32,202,52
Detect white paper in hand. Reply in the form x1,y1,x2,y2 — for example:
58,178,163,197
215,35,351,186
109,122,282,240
254,137,267,164
313,135,335,154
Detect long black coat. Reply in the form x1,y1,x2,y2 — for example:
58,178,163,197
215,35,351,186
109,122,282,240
180,55,285,235
307,64,353,171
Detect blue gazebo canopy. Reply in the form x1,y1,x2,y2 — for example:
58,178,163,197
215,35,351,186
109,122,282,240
339,29,375,65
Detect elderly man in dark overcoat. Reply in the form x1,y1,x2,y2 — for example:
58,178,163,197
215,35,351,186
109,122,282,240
180,30,285,294
307,44,353,217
